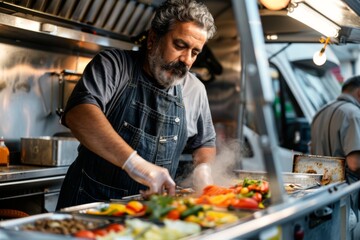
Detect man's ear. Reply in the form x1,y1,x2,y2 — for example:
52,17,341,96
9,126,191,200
356,88,360,101
147,30,156,50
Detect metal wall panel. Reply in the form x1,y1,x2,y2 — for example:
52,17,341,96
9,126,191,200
0,42,91,140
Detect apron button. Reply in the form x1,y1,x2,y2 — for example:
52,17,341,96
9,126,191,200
173,135,178,141
124,122,128,126
175,117,180,123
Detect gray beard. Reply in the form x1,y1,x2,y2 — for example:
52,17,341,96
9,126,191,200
148,50,186,89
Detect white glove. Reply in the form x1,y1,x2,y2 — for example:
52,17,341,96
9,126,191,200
122,151,176,196
192,162,214,193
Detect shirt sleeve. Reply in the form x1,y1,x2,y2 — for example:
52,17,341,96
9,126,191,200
184,77,216,151
342,113,360,156
61,49,130,126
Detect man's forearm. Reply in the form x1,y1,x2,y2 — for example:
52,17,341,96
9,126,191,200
192,146,216,166
65,104,134,167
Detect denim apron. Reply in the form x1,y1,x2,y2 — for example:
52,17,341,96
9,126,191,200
56,61,187,209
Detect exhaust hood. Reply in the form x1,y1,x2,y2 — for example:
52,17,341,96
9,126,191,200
2,0,360,49
0,0,165,52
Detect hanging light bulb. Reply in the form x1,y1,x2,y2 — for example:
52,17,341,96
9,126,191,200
313,48,326,66
313,37,331,66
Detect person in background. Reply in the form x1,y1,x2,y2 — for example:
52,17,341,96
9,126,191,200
310,75,360,238
56,0,216,210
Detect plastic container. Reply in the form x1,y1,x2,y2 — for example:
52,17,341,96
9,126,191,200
0,136,10,167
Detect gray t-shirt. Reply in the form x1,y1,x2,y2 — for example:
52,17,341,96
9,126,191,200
311,93,360,157
64,48,216,150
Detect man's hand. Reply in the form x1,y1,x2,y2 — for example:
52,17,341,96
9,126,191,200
122,152,176,197
192,147,216,193
192,162,214,193
346,151,360,177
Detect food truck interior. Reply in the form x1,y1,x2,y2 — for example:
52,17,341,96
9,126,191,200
1,0,360,239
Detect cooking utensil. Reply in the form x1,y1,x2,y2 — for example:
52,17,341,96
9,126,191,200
110,186,196,203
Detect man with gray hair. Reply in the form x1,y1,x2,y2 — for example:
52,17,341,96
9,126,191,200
56,0,217,209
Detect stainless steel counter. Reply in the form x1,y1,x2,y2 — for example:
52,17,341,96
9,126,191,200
0,165,69,213
0,181,358,240
188,181,360,239
0,164,358,239
0,165,68,183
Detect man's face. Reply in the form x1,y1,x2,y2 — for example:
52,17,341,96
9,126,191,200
147,21,207,88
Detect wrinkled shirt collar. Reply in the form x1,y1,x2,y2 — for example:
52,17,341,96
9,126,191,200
337,93,360,108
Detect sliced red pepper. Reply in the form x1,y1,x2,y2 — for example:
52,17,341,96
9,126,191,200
252,192,263,203
106,223,125,232
260,180,269,194
113,211,125,217
248,184,260,191
230,197,259,209
166,209,181,220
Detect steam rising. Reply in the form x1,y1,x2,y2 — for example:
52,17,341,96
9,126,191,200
211,140,242,187
178,139,244,189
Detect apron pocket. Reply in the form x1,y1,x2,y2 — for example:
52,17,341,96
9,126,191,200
156,135,177,164
119,121,157,161
77,169,128,204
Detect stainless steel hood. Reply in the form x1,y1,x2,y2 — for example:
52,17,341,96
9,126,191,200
2,0,360,51
0,0,164,53
0,11,135,53
0,0,163,38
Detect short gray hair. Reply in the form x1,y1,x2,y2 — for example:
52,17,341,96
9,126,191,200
151,0,216,40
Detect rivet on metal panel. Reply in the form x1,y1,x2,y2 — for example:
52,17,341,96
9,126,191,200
247,63,258,76
260,135,269,147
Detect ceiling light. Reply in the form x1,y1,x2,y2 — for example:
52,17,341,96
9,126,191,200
313,49,326,66
266,34,278,40
313,37,331,66
287,2,341,38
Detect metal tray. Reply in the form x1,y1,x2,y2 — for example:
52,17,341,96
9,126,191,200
233,170,322,188
293,154,345,184
60,202,132,221
282,172,322,187
0,212,108,235
60,202,106,212
60,202,110,214
21,136,79,166
233,170,268,180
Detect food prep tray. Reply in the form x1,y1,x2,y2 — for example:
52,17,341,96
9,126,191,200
60,202,145,222
59,202,106,213
59,200,252,230
0,212,109,237
282,172,322,187
293,154,345,184
60,202,111,218
109,187,196,203
233,170,323,189
233,170,268,180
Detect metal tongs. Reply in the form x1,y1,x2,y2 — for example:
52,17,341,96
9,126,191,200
111,186,195,203
285,181,321,195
